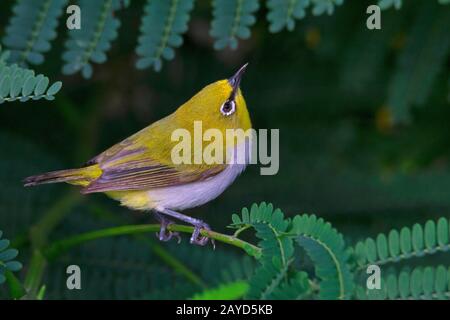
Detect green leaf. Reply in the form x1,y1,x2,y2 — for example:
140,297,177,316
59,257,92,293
311,0,344,16
352,217,450,274
363,266,450,300
293,214,354,299
0,239,10,251
400,227,412,254
388,230,400,259
210,0,259,50
0,48,62,104
10,75,24,98
239,203,296,299
5,261,23,272
136,0,195,71
269,271,311,299
0,249,18,261
424,220,436,251
36,285,47,300
62,0,124,78
354,241,367,266
410,268,422,299
191,281,249,300
231,213,242,225
365,238,377,263
378,0,402,10
437,218,449,247
2,0,68,65
0,230,23,290
5,271,27,299
0,75,11,98
412,223,424,253
398,270,410,298
46,81,62,96
22,76,37,97
435,266,447,296
376,234,388,261
267,0,309,33
422,267,434,297
34,76,50,96
386,274,398,299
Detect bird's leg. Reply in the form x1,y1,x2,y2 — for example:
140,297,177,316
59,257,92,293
156,208,215,247
153,211,181,243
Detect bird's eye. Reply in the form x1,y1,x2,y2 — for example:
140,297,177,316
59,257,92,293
220,100,236,116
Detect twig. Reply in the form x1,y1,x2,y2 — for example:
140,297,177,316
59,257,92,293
44,224,262,260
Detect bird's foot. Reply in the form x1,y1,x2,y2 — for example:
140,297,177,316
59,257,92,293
190,221,215,249
155,208,215,248
155,217,181,243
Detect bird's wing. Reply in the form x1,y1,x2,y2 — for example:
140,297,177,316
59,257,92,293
82,126,226,194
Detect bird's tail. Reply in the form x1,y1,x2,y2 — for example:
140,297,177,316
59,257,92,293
24,165,101,187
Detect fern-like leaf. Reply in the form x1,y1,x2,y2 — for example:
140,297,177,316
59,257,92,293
136,0,195,71
269,271,311,299
62,0,125,79
231,202,297,299
2,0,68,65
231,203,354,299
230,202,293,266
353,218,450,269
291,214,354,299
357,266,450,300
266,0,310,33
0,46,62,104
0,230,23,284
378,0,402,10
247,256,294,299
310,0,344,16
210,0,259,50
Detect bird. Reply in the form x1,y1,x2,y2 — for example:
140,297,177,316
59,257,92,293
24,64,252,246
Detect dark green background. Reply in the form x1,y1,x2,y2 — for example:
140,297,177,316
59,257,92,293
0,0,449,299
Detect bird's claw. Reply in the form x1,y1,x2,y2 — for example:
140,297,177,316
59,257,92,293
156,220,181,243
190,222,215,249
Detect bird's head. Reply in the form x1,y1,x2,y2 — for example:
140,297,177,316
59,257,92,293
175,63,252,133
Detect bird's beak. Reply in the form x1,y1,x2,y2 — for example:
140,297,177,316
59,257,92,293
228,63,248,98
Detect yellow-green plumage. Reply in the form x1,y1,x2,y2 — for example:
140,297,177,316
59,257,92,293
24,74,252,213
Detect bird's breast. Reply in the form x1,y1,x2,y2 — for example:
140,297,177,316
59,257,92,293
148,161,246,210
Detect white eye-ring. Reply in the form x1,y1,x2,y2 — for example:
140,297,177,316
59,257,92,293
220,100,236,116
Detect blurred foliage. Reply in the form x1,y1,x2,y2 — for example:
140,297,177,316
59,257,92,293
0,0,449,300
0,230,22,284
2,0,347,76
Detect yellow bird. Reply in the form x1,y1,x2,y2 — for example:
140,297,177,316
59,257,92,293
24,64,252,246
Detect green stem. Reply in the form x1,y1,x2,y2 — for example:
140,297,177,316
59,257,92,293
44,224,262,260
23,250,47,299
